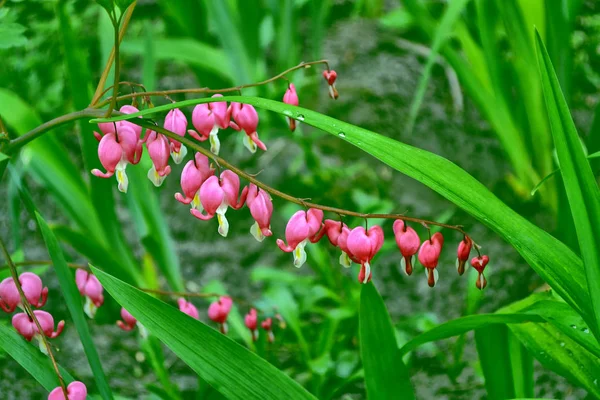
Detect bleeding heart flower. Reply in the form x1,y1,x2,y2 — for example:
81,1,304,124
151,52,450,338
12,310,64,353
283,83,299,131
418,232,444,287
208,296,233,334
322,70,339,99
229,102,267,153
117,307,137,332
175,152,214,210
190,170,248,237
0,272,48,313
393,220,421,276
164,108,188,164
178,298,199,319
276,209,324,268
471,255,489,290
456,236,473,276
244,308,258,341
48,381,88,400
246,184,273,242
144,130,172,187
189,94,230,155
336,225,360,268
346,226,384,284
261,317,275,343
118,105,144,138
75,269,104,319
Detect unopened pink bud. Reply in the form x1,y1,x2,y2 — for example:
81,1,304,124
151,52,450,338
346,226,384,284
246,184,273,242
75,269,104,318
48,381,88,400
164,108,188,164
117,307,137,331
178,298,199,319
322,70,339,99
283,84,299,132
456,236,473,276
393,220,421,276
145,131,172,187
208,296,233,334
245,308,258,341
471,255,489,290
261,317,275,343
418,232,444,287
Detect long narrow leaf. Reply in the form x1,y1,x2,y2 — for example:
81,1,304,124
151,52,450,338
91,267,316,400
360,283,415,399
535,30,600,339
36,213,113,400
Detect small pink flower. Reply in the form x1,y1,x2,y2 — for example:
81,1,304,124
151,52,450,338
456,236,473,276
261,317,274,343
75,269,104,319
471,255,489,290
418,232,444,287
0,272,48,313
229,102,267,154
174,152,214,209
393,220,421,276
144,130,172,187
119,105,144,139
164,108,188,164
244,308,258,341
117,307,137,332
246,184,273,242
48,381,88,400
178,298,199,319
189,94,230,155
283,83,299,132
276,209,324,268
13,310,64,352
208,296,233,334
322,70,339,99
190,170,248,237
337,225,360,268
91,124,143,193
346,226,384,284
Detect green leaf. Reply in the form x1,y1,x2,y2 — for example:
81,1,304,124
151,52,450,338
0,22,28,49
360,283,415,399
91,267,317,400
96,0,115,13
0,323,74,391
535,30,600,339
92,96,593,329
115,0,134,12
0,152,9,179
406,0,471,134
399,313,544,355
36,213,114,400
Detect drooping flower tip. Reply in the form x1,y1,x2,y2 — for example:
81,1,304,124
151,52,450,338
0,272,48,313
471,255,489,290
177,298,199,319
276,208,324,268
12,310,65,342
75,269,104,319
393,220,421,276
246,184,273,242
322,70,339,99
117,308,137,331
456,236,473,276
346,225,384,284
418,232,444,287
208,296,233,334
48,381,87,400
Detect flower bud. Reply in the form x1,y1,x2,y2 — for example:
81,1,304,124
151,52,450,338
346,225,384,283
393,220,421,276
283,83,299,131
178,298,199,319
208,296,233,334
244,308,258,341
322,70,339,99
456,236,473,276
75,269,104,319
0,272,48,313
471,255,489,290
48,381,88,400
418,232,444,287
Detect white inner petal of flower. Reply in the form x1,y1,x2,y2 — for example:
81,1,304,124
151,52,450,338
478,273,486,287
250,221,265,242
116,160,129,193
401,257,408,275
216,203,230,237
362,262,371,284
147,165,166,187
171,144,188,164
84,297,97,319
243,134,257,153
192,191,204,211
35,335,48,354
293,239,308,268
209,125,220,155
339,252,352,268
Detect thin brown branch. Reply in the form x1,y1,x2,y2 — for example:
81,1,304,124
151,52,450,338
0,238,68,398
1,260,88,271
92,60,330,109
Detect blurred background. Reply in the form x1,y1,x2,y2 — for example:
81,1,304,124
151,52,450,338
1,0,600,398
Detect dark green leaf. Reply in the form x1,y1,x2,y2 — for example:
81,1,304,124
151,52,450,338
360,283,414,399
92,267,316,400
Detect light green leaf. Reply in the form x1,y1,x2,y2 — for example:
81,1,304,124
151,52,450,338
360,283,414,399
535,30,600,339
36,213,113,400
92,267,316,400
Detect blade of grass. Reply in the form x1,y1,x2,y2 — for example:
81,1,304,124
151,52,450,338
360,283,415,399
0,323,74,391
399,313,544,355
475,325,517,400
94,96,592,328
92,267,317,400
36,212,114,400
535,30,600,340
